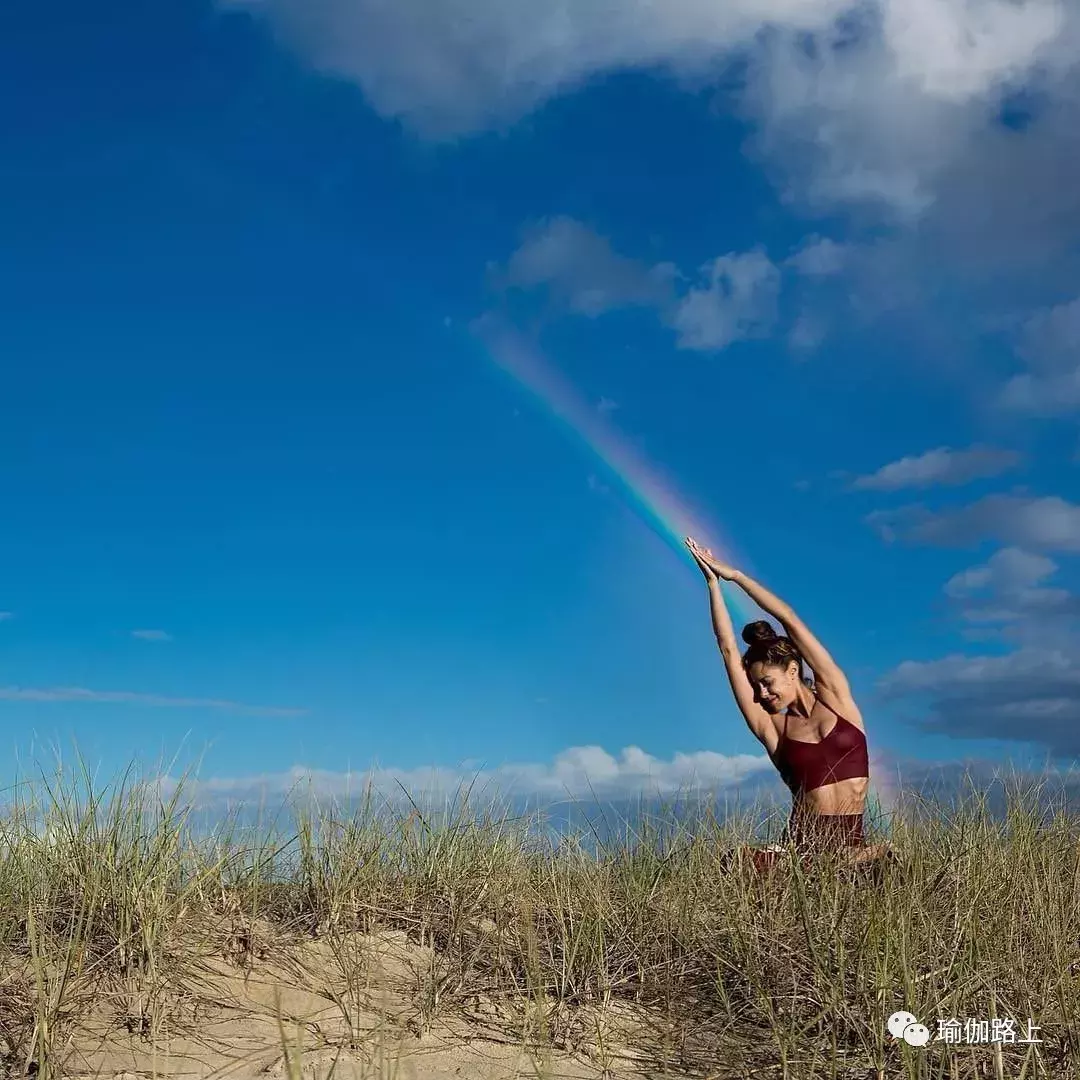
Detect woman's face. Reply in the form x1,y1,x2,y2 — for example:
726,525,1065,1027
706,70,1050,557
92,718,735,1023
746,660,801,713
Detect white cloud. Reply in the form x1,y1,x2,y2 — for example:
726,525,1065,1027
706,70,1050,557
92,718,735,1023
879,646,1080,755
867,494,1080,552
232,0,1080,372
741,1,1073,218
880,0,1065,101
220,0,1071,190
788,312,829,353
219,0,854,140
929,495,1080,551
1020,294,1080,368
158,743,778,809
945,547,1056,597
0,686,306,717
212,0,1079,319
219,0,1080,372
132,629,173,642
495,220,781,353
1000,368,1080,415
943,546,1079,626
1001,295,1080,415
852,445,1022,491
786,236,848,277
880,538,1080,753
498,216,677,317
0,612,13,622
149,745,1080,824
671,249,781,351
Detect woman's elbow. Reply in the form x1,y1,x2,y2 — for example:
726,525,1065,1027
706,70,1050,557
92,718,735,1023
719,641,742,664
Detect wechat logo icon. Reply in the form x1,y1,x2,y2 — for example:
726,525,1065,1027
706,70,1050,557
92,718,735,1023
888,1010,931,1047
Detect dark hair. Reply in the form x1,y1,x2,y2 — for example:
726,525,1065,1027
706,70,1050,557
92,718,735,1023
741,620,809,683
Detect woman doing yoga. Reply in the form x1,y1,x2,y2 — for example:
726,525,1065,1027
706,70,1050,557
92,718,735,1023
686,537,887,865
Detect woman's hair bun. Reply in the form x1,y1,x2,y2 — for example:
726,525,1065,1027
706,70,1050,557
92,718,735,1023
741,620,779,646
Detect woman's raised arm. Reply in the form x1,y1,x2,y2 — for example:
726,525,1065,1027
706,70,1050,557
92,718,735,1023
686,541,777,753
687,540,852,700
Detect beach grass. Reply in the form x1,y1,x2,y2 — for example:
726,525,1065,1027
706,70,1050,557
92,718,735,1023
0,756,1077,1079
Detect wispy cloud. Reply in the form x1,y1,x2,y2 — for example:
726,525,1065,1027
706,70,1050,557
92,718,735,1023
946,547,1054,596
851,445,1022,491
132,629,173,643
0,612,13,622
1002,366,1080,416
0,686,306,717
671,249,781,351
1001,294,1080,416
497,216,676,317
785,236,848,277
495,218,781,353
866,494,1080,553
787,311,829,354
939,547,1080,651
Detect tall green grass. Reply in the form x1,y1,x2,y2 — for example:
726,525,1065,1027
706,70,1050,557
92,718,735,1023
0,756,1077,1079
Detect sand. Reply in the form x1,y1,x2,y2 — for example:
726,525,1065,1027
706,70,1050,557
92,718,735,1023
11,922,668,1080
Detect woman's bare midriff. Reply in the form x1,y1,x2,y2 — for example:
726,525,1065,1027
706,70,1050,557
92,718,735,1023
791,775,869,816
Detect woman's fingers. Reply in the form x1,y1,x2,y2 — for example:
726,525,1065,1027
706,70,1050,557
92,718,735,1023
686,537,721,579
691,550,716,578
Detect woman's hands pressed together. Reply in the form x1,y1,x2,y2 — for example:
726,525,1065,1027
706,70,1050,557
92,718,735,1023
685,537,739,582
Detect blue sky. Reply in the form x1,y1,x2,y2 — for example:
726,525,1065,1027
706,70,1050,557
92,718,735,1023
2,0,1078,809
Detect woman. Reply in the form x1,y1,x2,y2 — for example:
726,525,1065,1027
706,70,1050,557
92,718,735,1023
685,537,887,866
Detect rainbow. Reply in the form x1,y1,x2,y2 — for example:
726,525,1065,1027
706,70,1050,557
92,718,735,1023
473,316,758,623
471,317,901,820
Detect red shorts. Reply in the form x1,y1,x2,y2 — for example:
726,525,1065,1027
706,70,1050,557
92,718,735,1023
739,813,865,872
786,812,865,853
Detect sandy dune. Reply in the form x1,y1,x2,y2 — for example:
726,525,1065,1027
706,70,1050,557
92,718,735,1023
42,925,659,1080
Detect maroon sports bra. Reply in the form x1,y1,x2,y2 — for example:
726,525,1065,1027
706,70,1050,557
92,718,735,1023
773,696,869,794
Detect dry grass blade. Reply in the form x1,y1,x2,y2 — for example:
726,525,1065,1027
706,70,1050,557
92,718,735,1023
0,755,1077,1078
